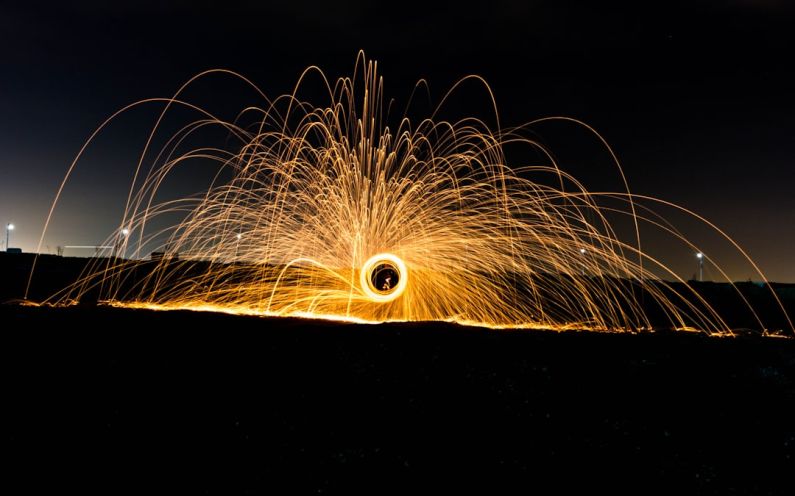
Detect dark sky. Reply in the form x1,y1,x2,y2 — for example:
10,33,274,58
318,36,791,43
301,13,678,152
1,0,794,281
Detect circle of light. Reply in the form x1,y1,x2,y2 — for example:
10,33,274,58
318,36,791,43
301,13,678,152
360,253,408,303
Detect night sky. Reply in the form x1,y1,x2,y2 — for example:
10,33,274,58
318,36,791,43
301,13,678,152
1,1,794,281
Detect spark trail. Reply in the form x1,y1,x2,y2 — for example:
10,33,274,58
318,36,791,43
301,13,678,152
35,54,792,334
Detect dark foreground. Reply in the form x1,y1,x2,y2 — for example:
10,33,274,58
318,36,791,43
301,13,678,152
3,305,794,494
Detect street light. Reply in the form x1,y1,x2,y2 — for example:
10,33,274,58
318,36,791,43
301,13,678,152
115,228,130,258
6,223,14,251
696,252,704,282
579,248,587,276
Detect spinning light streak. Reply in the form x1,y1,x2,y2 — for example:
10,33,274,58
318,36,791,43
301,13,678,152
33,54,792,334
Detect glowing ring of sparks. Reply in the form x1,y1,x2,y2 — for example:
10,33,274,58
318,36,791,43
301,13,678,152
360,253,408,303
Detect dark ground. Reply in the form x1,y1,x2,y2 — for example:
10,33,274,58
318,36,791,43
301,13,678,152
3,303,794,494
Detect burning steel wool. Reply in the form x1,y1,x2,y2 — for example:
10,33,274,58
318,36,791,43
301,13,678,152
33,54,792,334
